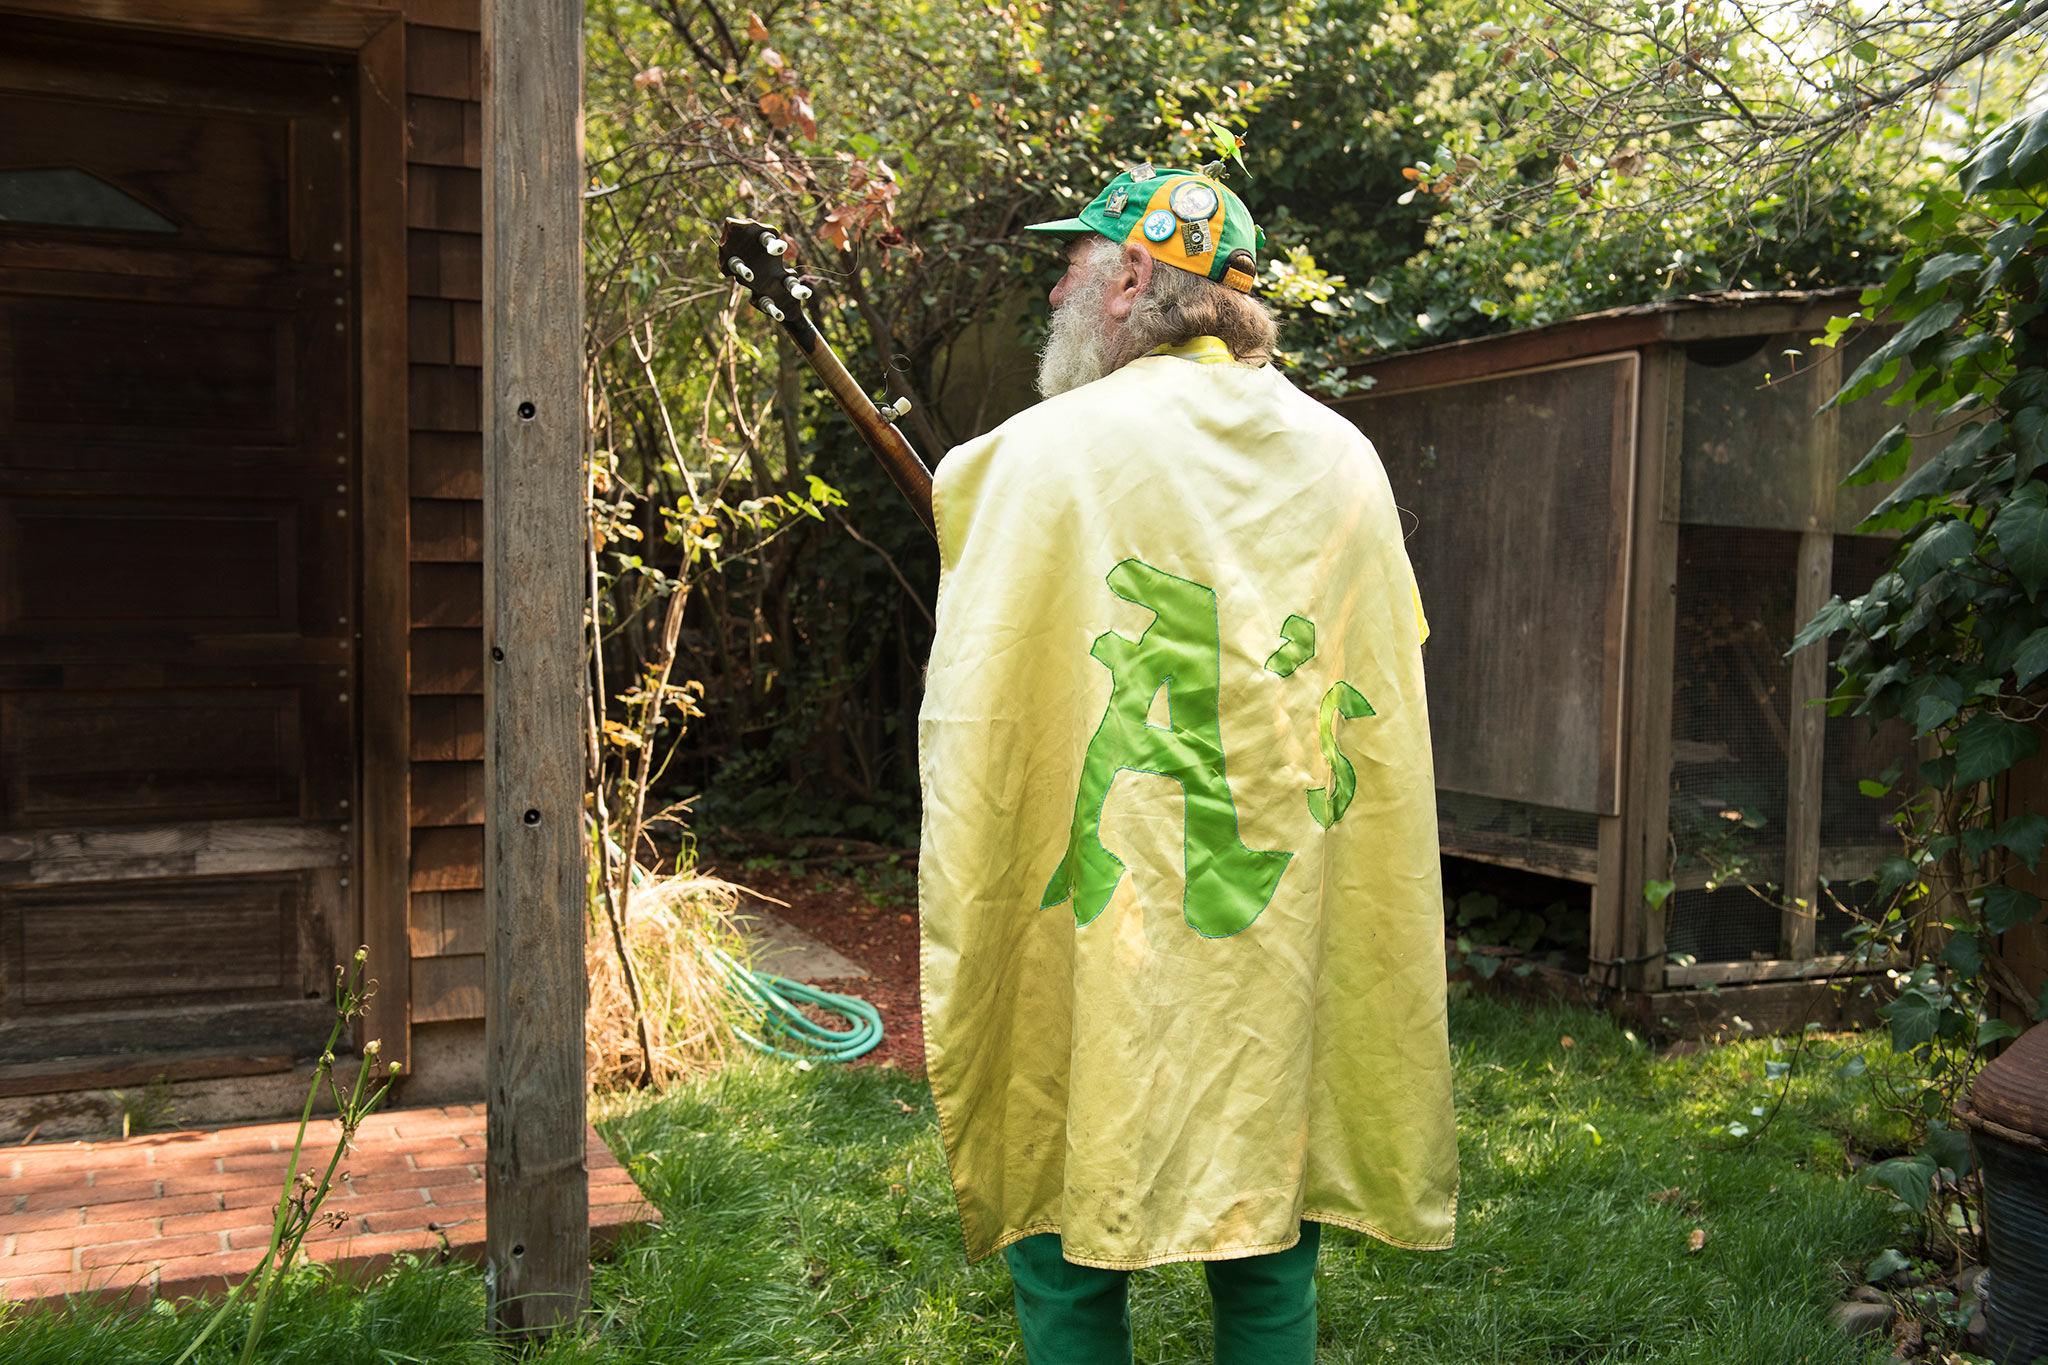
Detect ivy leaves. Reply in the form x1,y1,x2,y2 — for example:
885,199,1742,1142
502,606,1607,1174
1812,104,2048,750
1799,103,2048,1230
1992,482,2048,597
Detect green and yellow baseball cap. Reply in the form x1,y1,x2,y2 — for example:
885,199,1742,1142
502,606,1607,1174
1023,163,1263,293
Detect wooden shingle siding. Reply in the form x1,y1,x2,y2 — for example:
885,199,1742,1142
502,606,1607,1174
402,0,482,33
411,696,486,761
410,826,482,892
410,889,485,957
410,499,481,560
410,365,481,431
403,25,477,100
411,761,485,826
410,298,455,364
410,563,482,627
409,432,482,499
412,628,484,695
406,165,482,233
407,95,482,169
406,230,483,299
404,10,487,1022
411,953,485,1022
407,301,483,368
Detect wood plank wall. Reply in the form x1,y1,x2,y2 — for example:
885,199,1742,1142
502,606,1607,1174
401,0,488,1029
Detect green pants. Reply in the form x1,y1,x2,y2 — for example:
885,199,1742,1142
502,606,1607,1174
1004,1222,1321,1365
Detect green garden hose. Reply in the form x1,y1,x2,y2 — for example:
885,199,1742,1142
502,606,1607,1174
707,944,884,1063
595,827,882,1063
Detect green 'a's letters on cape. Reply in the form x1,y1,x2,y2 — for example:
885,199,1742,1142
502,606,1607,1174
1040,559,1293,937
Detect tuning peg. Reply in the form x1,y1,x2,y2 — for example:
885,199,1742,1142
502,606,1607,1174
727,257,755,283
760,298,786,322
788,281,813,301
763,236,788,256
881,396,913,421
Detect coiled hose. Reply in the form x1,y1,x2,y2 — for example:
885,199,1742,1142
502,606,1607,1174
597,826,883,1064
706,944,884,1063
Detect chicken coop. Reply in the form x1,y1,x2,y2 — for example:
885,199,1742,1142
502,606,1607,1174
1337,293,1928,1030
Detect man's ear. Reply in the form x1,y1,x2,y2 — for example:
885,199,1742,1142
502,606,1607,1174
1105,242,1153,320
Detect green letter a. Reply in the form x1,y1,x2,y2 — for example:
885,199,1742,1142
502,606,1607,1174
1040,560,1292,937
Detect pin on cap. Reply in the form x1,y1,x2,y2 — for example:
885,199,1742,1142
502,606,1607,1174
1022,162,1261,292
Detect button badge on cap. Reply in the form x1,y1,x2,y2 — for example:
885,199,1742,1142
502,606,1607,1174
1169,180,1220,222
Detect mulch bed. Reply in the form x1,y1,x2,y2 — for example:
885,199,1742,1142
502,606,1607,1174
712,866,925,1073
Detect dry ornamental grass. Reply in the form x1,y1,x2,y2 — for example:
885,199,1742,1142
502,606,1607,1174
585,873,753,1090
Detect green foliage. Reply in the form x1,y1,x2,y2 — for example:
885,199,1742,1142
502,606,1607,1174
580,0,2044,839
1793,99,2048,1255
1245,0,2048,387
1445,888,1588,980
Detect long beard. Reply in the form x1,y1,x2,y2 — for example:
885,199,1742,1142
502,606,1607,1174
1036,263,1120,398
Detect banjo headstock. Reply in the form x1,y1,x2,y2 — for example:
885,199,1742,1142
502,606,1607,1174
718,218,817,349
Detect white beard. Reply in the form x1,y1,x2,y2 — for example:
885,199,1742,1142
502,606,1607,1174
1036,256,1121,398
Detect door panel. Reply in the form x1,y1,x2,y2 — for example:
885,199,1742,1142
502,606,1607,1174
1,690,303,824
5,874,303,1010
0,23,355,1070
5,500,300,629
4,297,298,439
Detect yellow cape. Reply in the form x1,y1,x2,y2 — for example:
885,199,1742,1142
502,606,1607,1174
918,346,1457,1269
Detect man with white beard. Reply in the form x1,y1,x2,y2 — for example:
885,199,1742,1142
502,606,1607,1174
914,164,1458,1365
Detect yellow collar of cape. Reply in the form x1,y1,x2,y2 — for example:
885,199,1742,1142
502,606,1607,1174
1147,335,1241,366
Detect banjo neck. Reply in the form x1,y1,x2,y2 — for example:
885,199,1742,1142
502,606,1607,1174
717,218,936,539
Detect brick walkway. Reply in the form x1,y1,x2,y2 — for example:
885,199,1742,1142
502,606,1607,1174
0,1104,657,1308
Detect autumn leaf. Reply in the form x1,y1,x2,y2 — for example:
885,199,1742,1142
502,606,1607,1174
632,66,665,90
1687,1228,1707,1253
819,206,853,252
759,90,793,130
760,46,785,71
746,9,770,41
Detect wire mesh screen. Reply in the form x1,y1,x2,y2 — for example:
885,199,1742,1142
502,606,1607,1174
1823,534,1917,849
1667,885,1784,964
1338,356,1632,816
1681,333,1831,533
1666,526,1801,961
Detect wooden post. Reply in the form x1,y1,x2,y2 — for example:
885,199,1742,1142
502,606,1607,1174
483,0,588,1333
1782,348,1842,960
356,17,412,1083
1606,345,1683,995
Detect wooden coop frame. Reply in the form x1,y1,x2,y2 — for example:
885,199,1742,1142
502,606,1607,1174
1339,293,1924,1032
0,0,588,1328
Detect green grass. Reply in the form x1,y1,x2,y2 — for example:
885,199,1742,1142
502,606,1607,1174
0,995,1913,1363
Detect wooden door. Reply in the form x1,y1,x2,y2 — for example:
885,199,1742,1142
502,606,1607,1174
0,24,357,1075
